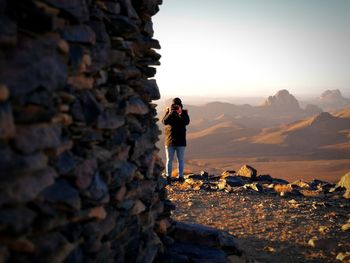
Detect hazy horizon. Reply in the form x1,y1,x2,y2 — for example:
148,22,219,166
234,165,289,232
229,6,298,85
153,0,350,97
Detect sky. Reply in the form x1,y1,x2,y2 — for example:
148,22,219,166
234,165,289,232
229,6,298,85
152,0,350,97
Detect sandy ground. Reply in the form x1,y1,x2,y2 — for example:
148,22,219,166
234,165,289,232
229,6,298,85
167,182,350,263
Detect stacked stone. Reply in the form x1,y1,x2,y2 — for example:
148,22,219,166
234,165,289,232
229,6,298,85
0,0,169,262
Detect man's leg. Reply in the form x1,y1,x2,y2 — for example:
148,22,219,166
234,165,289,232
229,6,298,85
175,146,186,179
165,146,175,179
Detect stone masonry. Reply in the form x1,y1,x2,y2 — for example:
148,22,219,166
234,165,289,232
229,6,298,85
0,0,170,262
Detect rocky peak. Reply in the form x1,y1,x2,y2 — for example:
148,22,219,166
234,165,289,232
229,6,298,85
319,89,350,111
263,89,301,111
320,89,343,101
310,111,336,126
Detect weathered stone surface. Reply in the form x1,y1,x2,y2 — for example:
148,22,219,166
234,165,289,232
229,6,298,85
126,97,149,115
67,74,94,90
0,0,168,261
131,199,146,215
120,0,140,20
88,20,110,43
74,158,98,190
76,90,103,123
225,176,246,187
81,172,109,203
60,25,96,44
41,179,81,210
111,161,137,188
0,207,36,234
0,85,9,102
45,0,89,23
109,16,139,38
236,165,257,180
0,16,17,47
97,109,125,130
0,167,57,206
140,79,160,100
13,124,61,154
0,102,15,139
51,151,80,175
0,36,67,97
0,144,48,176
136,0,162,16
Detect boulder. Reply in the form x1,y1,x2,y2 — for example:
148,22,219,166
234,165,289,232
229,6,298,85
236,165,257,180
331,172,350,198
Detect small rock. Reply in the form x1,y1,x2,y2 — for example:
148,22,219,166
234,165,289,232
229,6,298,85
318,226,329,234
45,0,89,23
263,246,276,252
243,183,263,192
221,170,235,179
341,220,350,231
88,206,107,220
67,74,94,90
57,39,69,54
0,102,15,139
97,109,125,130
291,180,310,188
60,25,96,44
0,167,57,206
117,200,134,211
113,184,127,202
74,158,98,189
0,207,36,234
225,176,246,187
41,179,81,210
13,124,61,154
0,84,10,102
336,252,350,262
308,237,338,251
217,179,226,191
126,97,149,115
1,237,35,253
81,172,109,203
141,79,160,100
131,200,146,215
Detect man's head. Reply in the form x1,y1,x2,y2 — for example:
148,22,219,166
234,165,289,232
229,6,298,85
172,97,183,108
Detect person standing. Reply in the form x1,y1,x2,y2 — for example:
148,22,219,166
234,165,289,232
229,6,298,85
162,97,190,183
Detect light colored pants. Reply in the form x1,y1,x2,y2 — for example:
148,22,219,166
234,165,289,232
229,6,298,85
165,146,185,178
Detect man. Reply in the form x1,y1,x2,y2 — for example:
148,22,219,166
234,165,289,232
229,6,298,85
162,97,190,183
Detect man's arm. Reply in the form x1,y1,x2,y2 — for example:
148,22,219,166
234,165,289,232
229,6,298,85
162,108,177,125
181,110,190,125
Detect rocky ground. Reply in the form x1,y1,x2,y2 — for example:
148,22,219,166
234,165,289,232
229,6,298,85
166,167,350,263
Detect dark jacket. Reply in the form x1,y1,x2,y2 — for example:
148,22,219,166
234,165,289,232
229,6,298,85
162,109,190,146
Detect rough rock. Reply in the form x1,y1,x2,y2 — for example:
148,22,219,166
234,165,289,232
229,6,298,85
236,165,257,180
331,172,350,198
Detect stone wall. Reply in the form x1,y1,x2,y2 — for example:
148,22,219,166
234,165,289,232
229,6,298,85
0,0,170,262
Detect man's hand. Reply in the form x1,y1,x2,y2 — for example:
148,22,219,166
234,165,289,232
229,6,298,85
176,107,182,115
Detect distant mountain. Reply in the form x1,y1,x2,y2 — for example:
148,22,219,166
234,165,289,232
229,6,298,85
157,91,350,160
262,89,301,112
251,110,350,157
318,89,350,111
184,90,320,131
185,108,350,159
